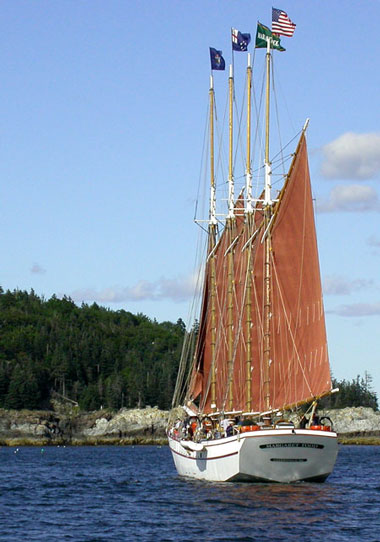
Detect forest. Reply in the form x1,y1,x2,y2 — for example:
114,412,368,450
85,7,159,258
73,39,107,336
0,287,378,412
0,287,184,411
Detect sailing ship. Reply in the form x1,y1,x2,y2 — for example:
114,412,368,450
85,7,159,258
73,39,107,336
168,19,338,483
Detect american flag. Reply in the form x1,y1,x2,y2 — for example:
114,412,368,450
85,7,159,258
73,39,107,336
272,8,296,37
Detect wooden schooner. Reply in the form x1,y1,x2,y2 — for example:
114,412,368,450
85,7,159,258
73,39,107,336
168,18,338,483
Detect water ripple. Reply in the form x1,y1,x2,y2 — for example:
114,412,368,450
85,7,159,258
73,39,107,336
0,445,379,541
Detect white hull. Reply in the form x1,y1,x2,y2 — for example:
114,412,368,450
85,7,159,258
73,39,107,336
168,428,338,483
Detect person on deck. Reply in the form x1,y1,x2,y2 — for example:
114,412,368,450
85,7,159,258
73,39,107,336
226,423,234,437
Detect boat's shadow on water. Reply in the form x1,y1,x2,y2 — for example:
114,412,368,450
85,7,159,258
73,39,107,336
165,447,380,541
183,476,339,515
164,476,354,542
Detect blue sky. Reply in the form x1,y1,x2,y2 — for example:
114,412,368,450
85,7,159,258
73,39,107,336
1,1,379,398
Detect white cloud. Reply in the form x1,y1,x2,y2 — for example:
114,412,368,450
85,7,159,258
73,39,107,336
70,274,197,305
317,184,380,213
323,275,373,296
30,263,46,274
329,303,380,317
321,132,380,180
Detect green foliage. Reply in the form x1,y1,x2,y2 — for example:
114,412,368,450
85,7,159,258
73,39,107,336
320,372,378,411
2,287,377,414
0,288,185,411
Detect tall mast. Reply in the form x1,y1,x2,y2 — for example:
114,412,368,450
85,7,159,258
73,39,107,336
227,63,235,411
263,38,273,411
245,53,253,214
227,64,235,219
264,40,272,206
245,53,253,412
209,75,217,232
208,75,217,410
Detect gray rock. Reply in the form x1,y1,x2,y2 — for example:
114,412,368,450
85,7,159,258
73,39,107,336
0,406,379,443
322,407,380,434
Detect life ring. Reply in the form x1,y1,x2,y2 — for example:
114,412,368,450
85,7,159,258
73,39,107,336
319,416,333,430
310,425,332,432
240,425,260,433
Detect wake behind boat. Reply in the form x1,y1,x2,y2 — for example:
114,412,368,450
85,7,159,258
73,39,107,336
168,11,338,483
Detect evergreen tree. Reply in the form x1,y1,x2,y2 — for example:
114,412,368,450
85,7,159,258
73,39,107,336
320,373,378,411
0,287,186,411
1,287,377,413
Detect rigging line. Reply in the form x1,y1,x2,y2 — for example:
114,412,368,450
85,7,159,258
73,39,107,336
218,86,231,207
193,275,216,411
233,233,255,394
271,153,293,170
182,235,209,380
272,54,298,138
202,257,230,412
174,250,206,406
194,99,212,223
251,75,266,203
173,329,194,407
216,284,229,382
270,252,314,397
199,344,213,414
233,235,250,345
222,279,247,412
249,248,265,411
233,72,248,176
238,241,251,396
270,129,302,164
216,243,236,412
176,328,197,407
252,62,266,157
174,303,197,406
255,245,266,411
295,156,309,332
271,54,286,179
251,44,258,70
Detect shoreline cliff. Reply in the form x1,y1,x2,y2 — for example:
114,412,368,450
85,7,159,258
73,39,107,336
0,406,379,446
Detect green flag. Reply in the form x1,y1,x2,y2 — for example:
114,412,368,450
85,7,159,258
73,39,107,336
255,22,285,52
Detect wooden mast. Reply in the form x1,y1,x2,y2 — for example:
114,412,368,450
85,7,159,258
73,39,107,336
227,64,235,412
245,53,253,412
208,75,217,411
263,38,273,412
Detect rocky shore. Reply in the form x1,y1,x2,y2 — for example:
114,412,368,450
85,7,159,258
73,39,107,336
0,406,169,446
0,406,379,446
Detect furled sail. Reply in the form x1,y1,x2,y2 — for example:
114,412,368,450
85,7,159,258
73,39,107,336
187,132,332,415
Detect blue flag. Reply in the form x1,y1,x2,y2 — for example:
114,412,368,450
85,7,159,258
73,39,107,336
231,28,251,51
209,47,225,71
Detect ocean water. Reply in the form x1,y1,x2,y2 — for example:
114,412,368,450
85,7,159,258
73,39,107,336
0,445,379,541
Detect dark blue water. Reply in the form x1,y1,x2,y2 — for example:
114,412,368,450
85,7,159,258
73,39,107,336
0,445,379,541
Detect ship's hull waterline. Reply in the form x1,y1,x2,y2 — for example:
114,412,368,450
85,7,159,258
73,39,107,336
168,428,338,483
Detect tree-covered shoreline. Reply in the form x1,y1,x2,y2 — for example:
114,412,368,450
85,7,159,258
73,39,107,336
0,288,184,411
0,287,377,413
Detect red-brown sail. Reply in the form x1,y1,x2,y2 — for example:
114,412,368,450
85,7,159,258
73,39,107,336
250,133,332,412
188,133,332,415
